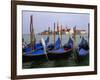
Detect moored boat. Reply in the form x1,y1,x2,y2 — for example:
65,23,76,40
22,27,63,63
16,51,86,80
76,37,89,61
47,38,73,60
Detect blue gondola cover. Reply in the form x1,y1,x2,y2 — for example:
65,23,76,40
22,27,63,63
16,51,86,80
24,42,43,54
55,37,61,49
78,37,89,56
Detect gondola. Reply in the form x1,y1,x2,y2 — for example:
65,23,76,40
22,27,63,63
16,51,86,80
76,37,89,61
47,37,73,60
23,37,49,62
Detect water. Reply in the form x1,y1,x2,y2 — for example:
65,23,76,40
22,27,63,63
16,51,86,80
23,34,88,46
23,55,89,69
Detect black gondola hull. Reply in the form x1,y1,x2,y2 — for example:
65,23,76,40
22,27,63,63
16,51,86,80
47,49,72,60
23,49,73,62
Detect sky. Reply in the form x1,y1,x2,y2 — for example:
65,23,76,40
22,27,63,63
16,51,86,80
22,10,89,34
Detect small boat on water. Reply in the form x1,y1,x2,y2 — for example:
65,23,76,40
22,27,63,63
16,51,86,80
76,37,89,61
23,38,49,62
47,37,73,60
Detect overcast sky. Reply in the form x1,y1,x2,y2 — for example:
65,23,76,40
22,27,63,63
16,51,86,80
22,10,89,34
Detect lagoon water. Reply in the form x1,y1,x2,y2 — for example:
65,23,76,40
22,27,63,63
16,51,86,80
23,34,88,46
